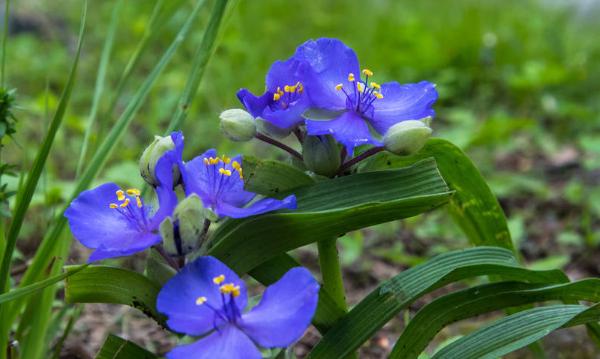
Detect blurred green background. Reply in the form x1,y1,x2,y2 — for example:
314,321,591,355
3,0,600,354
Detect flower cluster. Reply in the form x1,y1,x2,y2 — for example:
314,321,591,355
237,38,438,153
65,132,296,262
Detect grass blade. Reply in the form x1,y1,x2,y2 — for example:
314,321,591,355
75,0,123,176
0,266,85,305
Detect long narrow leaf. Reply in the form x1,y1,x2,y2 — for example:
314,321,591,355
432,304,600,359
0,266,85,305
307,247,568,358
96,334,157,359
390,279,600,358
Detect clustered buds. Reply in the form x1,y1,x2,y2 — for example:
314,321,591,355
161,194,206,256
302,135,341,177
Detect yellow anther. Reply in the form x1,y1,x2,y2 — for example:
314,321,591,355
213,275,226,284
136,197,143,208
370,81,381,89
374,92,384,99
109,203,118,209
195,296,207,305
220,283,241,297
284,85,291,93
204,158,210,165
347,73,355,82
116,190,125,201
362,68,373,77
221,155,231,164
126,188,141,196
232,161,241,170
357,82,365,93
273,92,281,101
219,168,232,176
120,198,130,208
209,157,220,165
335,83,343,91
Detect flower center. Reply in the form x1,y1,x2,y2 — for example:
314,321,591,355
195,274,242,325
271,82,304,110
108,188,149,231
335,68,383,115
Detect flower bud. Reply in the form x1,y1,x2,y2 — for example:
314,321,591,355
139,135,179,186
161,194,206,256
220,109,256,142
383,119,432,156
302,135,341,177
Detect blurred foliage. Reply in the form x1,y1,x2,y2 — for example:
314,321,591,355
3,0,600,269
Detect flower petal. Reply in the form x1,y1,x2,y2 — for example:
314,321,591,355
179,149,218,204
260,94,309,130
294,38,360,110
157,256,248,336
65,183,148,255
236,89,271,119
216,194,296,219
370,81,438,134
87,232,161,262
166,325,261,359
306,111,380,153
218,155,255,208
241,267,319,348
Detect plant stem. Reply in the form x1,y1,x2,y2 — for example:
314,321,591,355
154,244,179,271
317,237,348,311
337,146,384,175
255,133,303,160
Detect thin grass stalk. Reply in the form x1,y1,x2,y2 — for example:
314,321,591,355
75,0,123,177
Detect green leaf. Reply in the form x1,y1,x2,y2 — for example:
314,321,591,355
64,265,164,325
0,265,85,304
432,304,600,359
241,156,314,197
391,279,600,358
360,138,514,250
145,249,177,286
96,334,157,359
307,247,567,359
209,158,451,273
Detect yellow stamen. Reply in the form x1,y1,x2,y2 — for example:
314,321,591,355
220,283,241,297
221,155,231,164
109,203,118,209
213,275,225,284
362,68,373,77
374,92,384,99
219,168,232,176
347,73,355,82
284,85,291,93
136,197,143,208
209,157,220,165
273,92,281,101
335,83,343,91
126,188,141,196
116,190,125,201
232,161,241,170
120,198,130,208
195,296,207,305
370,81,381,89
357,82,365,93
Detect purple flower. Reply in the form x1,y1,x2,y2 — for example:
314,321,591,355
65,134,181,262
295,38,438,152
237,57,311,132
157,256,319,359
179,149,296,219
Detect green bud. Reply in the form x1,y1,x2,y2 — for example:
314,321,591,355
161,194,207,256
220,109,256,142
139,135,179,186
302,135,341,177
383,120,432,156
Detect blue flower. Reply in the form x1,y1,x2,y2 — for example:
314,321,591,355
157,256,319,359
179,149,296,219
237,57,311,132
65,133,181,262
295,38,438,152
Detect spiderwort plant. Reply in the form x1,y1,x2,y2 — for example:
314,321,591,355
296,38,438,152
157,256,319,359
64,143,178,262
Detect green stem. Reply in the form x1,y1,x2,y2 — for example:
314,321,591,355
317,237,347,312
